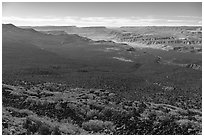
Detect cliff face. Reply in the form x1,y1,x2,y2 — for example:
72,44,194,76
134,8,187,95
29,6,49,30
110,30,201,46
108,27,202,52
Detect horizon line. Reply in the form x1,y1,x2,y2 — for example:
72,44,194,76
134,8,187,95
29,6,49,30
3,23,202,28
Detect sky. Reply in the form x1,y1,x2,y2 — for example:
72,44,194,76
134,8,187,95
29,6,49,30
2,2,202,27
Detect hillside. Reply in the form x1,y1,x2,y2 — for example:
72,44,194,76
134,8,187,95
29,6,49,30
2,24,202,135
3,24,92,51
2,83,202,135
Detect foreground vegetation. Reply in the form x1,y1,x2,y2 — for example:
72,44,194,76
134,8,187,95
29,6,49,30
2,82,202,135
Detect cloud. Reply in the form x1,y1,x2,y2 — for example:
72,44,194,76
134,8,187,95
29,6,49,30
167,20,184,22
176,16,202,19
3,16,61,22
2,16,201,26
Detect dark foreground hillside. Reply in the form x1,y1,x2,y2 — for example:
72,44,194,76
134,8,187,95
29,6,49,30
2,83,202,135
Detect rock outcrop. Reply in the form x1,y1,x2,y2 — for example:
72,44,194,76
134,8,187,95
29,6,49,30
109,27,202,52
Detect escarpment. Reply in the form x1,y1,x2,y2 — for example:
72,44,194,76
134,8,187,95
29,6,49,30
111,31,201,46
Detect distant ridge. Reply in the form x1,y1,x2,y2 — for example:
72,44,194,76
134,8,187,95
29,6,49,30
81,26,107,29
2,23,18,29
120,26,202,28
2,23,16,27
20,25,77,27
3,23,40,33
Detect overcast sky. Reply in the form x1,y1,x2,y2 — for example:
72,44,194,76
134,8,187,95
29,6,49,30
2,2,202,26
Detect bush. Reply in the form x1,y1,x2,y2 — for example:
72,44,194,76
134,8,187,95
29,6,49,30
82,120,114,132
103,121,115,131
58,123,86,135
100,107,114,119
86,109,99,119
38,123,51,135
23,115,60,135
99,107,120,121
82,120,104,132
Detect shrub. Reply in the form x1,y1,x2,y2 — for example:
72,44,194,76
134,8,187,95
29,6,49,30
82,120,114,132
86,109,99,119
103,121,115,131
58,123,85,135
38,123,51,135
100,107,114,120
2,128,10,135
19,109,34,116
137,102,147,114
23,115,58,135
99,107,121,121
82,120,104,132
51,126,61,135
88,102,105,111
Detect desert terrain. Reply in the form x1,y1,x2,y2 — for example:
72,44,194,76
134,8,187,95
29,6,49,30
2,24,202,135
